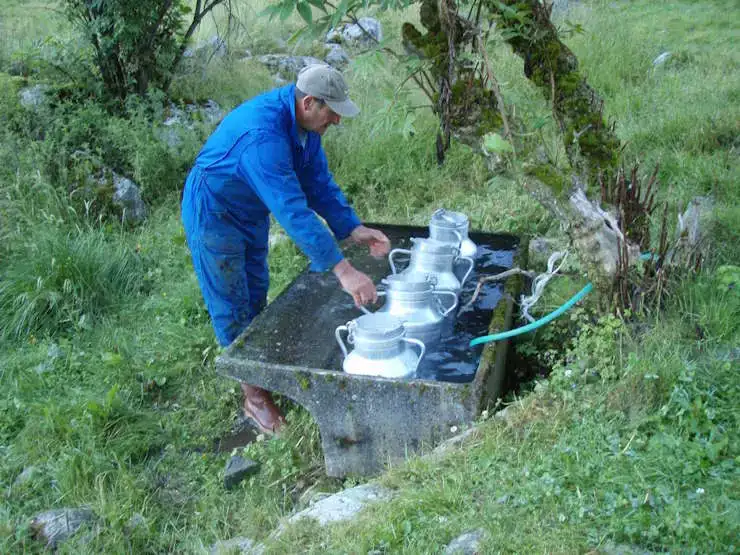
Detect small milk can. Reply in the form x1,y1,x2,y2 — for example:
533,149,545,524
429,208,478,259
358,274,458,349
388,238,474,295
335,313,426,379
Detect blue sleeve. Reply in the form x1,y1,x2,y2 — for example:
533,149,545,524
236,135,345,272
298,141,361,241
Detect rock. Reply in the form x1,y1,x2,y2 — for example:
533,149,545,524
675,196,713,251
431,426,479,457
19,84,50,109
286,483,392,526
210,536,265,554
184,35,227,60
652,51,672,67
324,43,350,68
224,455,260,490
325,27,343,44
528,236,567,271
47,343,64,360
31,508,94,548
242,49,253,60
550,0,580,17
199,99,225,124
256,54,324,80
124,513,146,534
444,529,486,554
111,173,148,224
268,229,288,248
8,59,29,76
600,541,663,555
13,466,37,487
494,404,517,426
339,17,382,47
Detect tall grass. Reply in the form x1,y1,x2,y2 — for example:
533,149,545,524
0,228,145,340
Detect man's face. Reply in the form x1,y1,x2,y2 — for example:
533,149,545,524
301,96,341,135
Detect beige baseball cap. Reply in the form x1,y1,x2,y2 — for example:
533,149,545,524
296,64,360,118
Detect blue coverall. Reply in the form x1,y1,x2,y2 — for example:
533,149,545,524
181,84,361,347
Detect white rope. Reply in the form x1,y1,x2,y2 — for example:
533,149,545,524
520,250,568,323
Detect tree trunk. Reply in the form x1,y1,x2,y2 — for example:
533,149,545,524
402,0,635,291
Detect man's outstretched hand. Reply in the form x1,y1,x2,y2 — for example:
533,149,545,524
333,259,377,307
350,225,391,259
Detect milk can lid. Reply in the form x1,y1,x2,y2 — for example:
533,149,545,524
382,274,434,292
431,208,469,229
351,313,405,340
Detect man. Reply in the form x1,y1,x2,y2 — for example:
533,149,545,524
181,64,390,435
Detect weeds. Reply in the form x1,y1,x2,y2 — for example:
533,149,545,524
0,228,145,339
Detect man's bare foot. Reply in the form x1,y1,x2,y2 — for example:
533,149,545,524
241,384,285,435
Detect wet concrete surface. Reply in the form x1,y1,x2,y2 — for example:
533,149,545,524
229,224,518,383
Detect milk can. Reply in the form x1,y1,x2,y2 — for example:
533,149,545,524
358,274,458,349
335,313,426,379
429,208,478,258
388,237,474,294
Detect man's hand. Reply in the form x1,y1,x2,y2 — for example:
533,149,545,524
333,259,377,307
350,225,391,259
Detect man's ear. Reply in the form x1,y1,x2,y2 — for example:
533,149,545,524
303,96,315,111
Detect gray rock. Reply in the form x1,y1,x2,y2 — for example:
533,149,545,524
210,536,265,555
600,541,663,555
550,0,579,17
19,84,50,109
340,17,382,47
111,173,147,224
199,99,225,124
13,466,37,487
257,54,324,80
31,508,94,548
286,483,392,526
652,51,672,67
675,196,713,250
431,426,479,457
224,455,260,490
324,43,350,68
47,343,64,360
494,404,517,426
35,361,53,374
8,59,29,76
444,529,486,554
124,513,146,534
185,35,227,60
528,236,567,270
325,27,343,44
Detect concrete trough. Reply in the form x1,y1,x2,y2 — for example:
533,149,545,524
216,224,524,477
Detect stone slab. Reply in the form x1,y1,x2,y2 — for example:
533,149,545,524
217,224,524,477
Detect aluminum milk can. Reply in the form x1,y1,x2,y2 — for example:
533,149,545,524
429,208,478,258
388,237,475,295
335,313,426,379
359,274,458,349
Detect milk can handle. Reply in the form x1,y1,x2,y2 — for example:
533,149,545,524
357,291,385,314
335,325,349,358
402,337,426,373
450,229,463,246
435,290,459,317
388,248,411,274
459,256,475,285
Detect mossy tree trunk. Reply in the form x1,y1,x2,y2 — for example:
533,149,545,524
401,0,635,292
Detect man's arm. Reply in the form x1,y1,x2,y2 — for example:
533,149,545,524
297,143,361,241
237,134,377,305
237,134,344,271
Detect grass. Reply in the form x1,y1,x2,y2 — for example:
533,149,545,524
0,0,738,552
